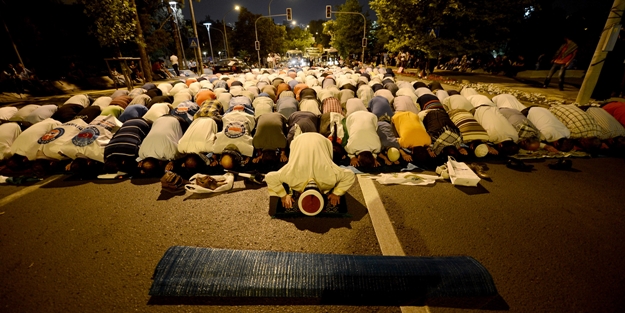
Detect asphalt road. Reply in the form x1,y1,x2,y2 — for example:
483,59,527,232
1,156,625,312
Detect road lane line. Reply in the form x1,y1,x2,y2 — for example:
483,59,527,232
0,175,62,208
357,175,431,313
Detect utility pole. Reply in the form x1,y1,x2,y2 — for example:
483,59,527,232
130,0,152,82
576,0,625,105
167,4,185,70
187,0,204,76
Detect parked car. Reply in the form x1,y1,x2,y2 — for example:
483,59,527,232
210,58,251,74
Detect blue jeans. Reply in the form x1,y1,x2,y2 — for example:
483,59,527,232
544,63,567,89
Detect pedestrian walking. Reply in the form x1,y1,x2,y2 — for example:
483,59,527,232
543,37,578,91
170,54,180,76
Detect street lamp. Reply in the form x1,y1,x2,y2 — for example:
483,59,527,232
222,5,240,58
203,22,215,65
169,1,187,70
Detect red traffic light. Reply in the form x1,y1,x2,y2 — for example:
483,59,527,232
326,5,331,19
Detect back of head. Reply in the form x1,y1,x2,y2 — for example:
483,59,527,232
557,138,575,152
140,157,164,177
7,154,29,171
579,137,602,155
332,142,346,164
519,137,540,151
411,146,430,163
441,145,460,160
499,141,520,156
261,149,279,164
357,151,376,168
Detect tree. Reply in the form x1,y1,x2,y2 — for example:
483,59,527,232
371,0,536,57
330,0,370,61
230,7,285,65
80,0,152,82
284,26,315,52
309,19,332,47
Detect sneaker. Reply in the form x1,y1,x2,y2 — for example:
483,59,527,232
435,165,449,179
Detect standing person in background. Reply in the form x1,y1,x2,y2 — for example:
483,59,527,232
170,54,180,77
543,37,578,91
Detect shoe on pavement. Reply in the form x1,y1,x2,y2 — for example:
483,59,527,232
435,165,449,179
468,163,490,179
548,159,572,170
506,159,534,172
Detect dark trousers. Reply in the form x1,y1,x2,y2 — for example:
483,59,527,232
172,64,180,76
544,63,567,90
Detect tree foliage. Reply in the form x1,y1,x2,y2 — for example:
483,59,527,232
371,0,536,56
80,0,137,49
331,0,370,60
309,19,332,47
230,7,286,63
284,26,315,52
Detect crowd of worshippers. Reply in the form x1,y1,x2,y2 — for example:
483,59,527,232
1,65,625,189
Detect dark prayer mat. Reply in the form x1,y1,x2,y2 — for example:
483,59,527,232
148,246,500,308
269,194,350,218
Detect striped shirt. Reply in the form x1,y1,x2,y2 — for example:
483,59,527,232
104,118,151,159
448,109,490,143
499,108,540,140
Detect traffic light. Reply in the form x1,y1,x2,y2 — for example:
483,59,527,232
362,38,367,48
255,41,260,51
326,5,332,19
286,8,292,21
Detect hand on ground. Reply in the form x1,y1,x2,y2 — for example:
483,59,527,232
544,145,558,153
459,147,468,155
488,146,499,155
328,193,341,206
350,157,359,167
281,194,294,209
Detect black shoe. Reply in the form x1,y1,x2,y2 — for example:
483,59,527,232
548,159,572,170
507,159,534,172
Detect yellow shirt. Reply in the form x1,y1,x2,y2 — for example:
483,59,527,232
392,111,431,148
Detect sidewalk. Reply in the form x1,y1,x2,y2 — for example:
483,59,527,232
391,66,624,106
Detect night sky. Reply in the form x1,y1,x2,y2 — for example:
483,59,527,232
179,0,375,26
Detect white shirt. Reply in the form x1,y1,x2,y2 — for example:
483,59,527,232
143,103,171,122
11,118,62,160
10,105,40,122
460,87,479,98
57,117,116,162
37,119,88,160
24,105,58,124
178,117,218,154
64,95,91,108
138,115,183,161
467,95,495,108
0,122,21,160
170,55,178,65
93,97,113,109
212,111,256,157
492,94,527,111
473,106,519,144
526,107,570,142
0,107,18,120
344,110,381,158
442,95,473,111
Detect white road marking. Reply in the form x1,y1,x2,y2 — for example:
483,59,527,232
0,175,62,208
357,175,431,313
